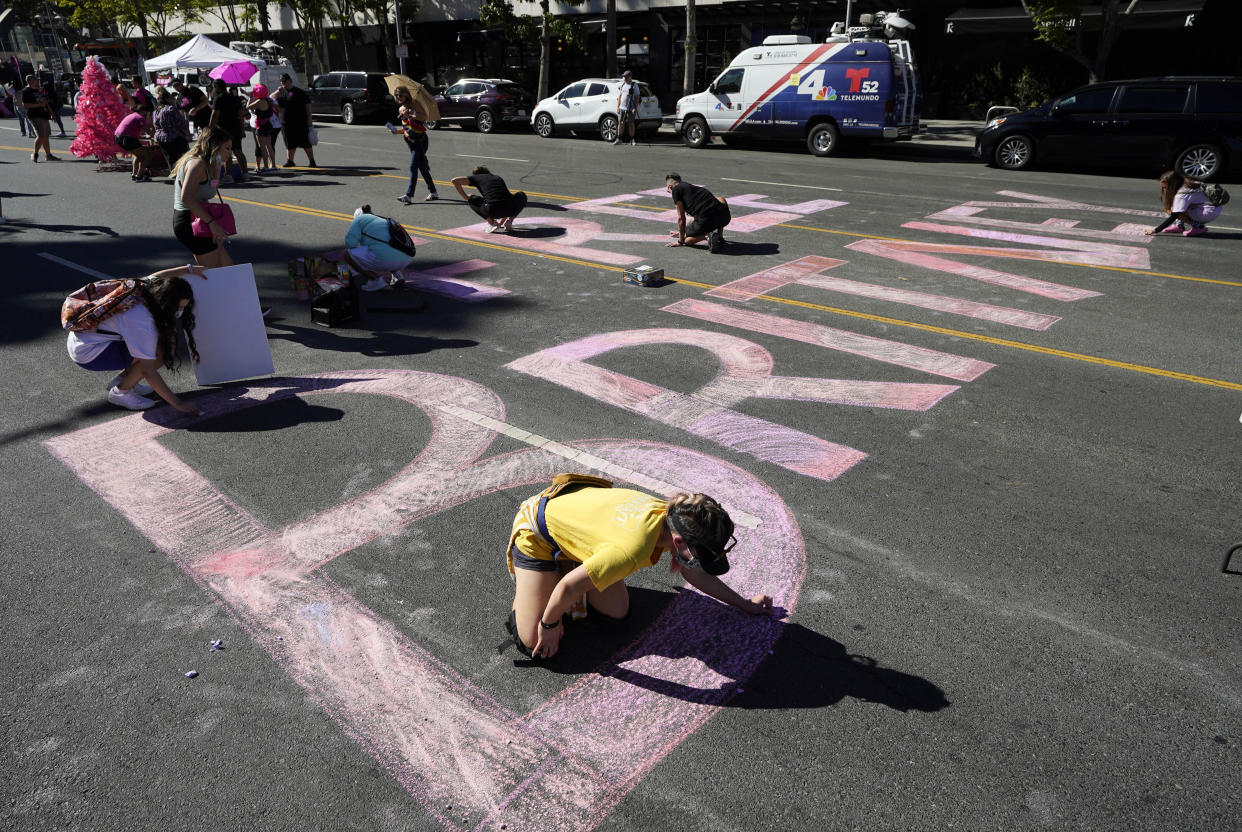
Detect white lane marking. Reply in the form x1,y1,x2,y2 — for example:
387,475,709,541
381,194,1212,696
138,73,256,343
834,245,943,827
456,154,530,163
722,178,844,192
437,402,761,528
38,253,113,280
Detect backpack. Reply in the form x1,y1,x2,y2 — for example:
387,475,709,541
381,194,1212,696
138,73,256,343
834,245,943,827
362,216,417,257
1203,183,1230,207
61,279,143,332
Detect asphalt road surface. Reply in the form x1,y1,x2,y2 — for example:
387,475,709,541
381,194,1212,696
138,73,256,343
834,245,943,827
2,118,1239,832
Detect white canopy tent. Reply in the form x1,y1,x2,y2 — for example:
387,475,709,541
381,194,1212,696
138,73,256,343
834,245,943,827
143,34,267,72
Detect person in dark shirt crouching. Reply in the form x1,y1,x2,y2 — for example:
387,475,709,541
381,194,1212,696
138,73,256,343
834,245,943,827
664,172,730,253
451,165,528,234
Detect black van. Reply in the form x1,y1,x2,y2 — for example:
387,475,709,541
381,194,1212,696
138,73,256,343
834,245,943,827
975,77,1242,180
308,71,397,124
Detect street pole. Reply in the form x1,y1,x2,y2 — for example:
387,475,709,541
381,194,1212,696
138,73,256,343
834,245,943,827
394,0,406,76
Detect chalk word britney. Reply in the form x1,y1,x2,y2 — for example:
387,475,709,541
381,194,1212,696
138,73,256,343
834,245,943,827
44,370,805,832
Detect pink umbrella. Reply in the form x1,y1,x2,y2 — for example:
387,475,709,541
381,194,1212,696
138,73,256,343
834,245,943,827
208,60,258,85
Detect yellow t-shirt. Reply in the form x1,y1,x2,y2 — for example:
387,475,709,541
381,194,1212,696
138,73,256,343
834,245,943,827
543,487,667,591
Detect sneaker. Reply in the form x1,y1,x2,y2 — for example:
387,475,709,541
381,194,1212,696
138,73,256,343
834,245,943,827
396,195,413,205
220,175,234,184
359,276,388,292
485,224,503,234
57,132,67,138
135,172,151,182
630,139,637,146
282,160,296,167
108,385,157,410
106,373,153,395
387,272,406,287
424,192,439,201
1183,226,1206,237
1160,223,1184,233
707,229,722,253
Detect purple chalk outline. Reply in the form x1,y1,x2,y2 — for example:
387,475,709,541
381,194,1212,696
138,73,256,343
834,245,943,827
901,221,1151,269
42,370,805,832
846,239,1102,302
797,274,1061,331
440,217,644,267
568,190,839,234
664,298,994,382
507,329,963,481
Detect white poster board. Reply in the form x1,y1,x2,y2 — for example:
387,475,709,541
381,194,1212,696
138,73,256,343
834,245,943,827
190,263,275,385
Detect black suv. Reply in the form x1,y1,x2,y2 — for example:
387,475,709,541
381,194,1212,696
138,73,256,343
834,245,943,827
308,72,397,124
431,78,533,133
975,77,1242,180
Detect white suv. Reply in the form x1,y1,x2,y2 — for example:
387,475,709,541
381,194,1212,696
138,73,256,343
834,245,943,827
531,77,662,141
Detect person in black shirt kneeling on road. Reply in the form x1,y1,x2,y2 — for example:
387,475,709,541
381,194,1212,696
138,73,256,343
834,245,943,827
665,172,730,253
452,166,528,234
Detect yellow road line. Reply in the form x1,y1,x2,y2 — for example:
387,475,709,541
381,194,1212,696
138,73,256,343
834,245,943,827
228,193,1240,392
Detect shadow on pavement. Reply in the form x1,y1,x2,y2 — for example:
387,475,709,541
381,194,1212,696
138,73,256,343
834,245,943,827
184,394,344,432
265,320,480,357
521,587,948,713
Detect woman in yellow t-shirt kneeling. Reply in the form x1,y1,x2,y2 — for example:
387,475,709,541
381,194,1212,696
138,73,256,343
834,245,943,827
505,479,774,660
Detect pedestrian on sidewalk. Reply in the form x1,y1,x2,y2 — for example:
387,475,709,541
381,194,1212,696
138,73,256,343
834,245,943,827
615,70,639,146
65,265,207,414
1145,170,1225,237
663,172,730,252
451,165,528,233
246,83,279,173
502,476,774,660
389,85,438,204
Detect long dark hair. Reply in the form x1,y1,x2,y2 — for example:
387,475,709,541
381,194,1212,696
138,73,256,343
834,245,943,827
1158,170,1200,213
140,276,199,370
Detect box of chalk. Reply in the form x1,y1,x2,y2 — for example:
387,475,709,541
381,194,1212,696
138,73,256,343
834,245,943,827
622,265,664,287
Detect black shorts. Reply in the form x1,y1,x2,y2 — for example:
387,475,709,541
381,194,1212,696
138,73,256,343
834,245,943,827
257,124,279,138
468,191,528,221
687,203,731,238
172,209,220,256
115,134,142,152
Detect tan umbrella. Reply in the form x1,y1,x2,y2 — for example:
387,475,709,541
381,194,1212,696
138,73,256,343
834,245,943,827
383,73,440,122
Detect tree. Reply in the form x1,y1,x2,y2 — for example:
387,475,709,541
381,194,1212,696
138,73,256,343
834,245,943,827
683,0,695,95
66,0,203,55
480,0,588,100
1020,0,1139,83
70,55,129,161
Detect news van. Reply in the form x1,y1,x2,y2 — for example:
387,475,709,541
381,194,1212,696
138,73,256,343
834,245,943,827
675,14,920,157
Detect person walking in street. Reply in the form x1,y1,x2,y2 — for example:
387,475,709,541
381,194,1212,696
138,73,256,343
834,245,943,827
153,88,191,177
273,73,317,167
21,76,58,162
451,165,527,233
46,79,67,137
1145,170,1226,237
389,85,438,204
170,126,235,268
5,80,31,136
65,265,208,414
663,172,730,252
615,70,639,146
503,476,774,660
208,79,247,182
115,108,154,182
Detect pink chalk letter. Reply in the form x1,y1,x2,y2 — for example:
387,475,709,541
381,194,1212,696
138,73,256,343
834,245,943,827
44,370,805,832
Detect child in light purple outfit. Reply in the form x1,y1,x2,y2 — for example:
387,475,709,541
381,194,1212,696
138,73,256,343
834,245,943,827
1146,170,1223,237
